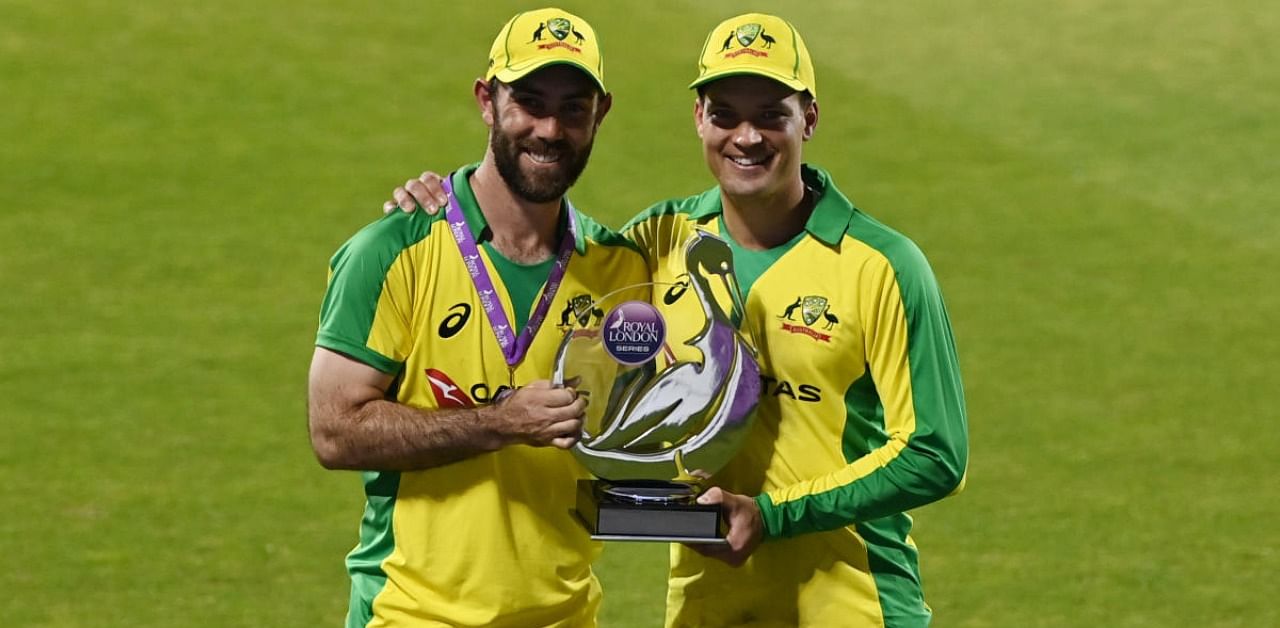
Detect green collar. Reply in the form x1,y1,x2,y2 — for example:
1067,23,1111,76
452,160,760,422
448,162,588,254
685,164,855,247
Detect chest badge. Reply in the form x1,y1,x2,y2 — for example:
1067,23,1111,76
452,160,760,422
779,294,838,341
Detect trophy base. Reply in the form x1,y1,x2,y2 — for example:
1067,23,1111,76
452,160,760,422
574,479,727,544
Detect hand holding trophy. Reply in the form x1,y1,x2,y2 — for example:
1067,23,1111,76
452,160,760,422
553,231,761,543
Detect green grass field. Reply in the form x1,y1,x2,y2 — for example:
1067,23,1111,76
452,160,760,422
3,1,1277,626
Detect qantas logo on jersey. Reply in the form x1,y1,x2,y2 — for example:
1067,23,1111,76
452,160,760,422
761,375,822,402
425,368,475,408
777,295,840,341
424,368,514,407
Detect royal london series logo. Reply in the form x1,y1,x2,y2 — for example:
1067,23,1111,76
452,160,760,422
602,300,666,365
777,295,839,342
718,22,776,58
530,16,586,53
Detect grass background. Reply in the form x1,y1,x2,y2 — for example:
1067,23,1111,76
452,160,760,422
2,1,1277,626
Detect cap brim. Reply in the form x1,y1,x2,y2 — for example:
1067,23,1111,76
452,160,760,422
491,59,606,93
688,68,810,97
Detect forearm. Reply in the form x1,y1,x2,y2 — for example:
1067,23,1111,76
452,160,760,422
310,395,505,471
756,434,967,539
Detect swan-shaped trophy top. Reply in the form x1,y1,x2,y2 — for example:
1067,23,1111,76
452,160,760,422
556,230,761,481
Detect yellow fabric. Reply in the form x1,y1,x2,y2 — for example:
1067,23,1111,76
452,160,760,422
486,7,606,92
333,212,647,626
627,211,905,627
764,247,918,506
690,13,817,97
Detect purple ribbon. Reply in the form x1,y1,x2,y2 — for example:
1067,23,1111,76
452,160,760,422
441,174,577,367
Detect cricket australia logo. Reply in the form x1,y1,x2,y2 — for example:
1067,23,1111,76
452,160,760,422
558,293,603,330
778,295,839,342
718,23,774,58
532,16,585,52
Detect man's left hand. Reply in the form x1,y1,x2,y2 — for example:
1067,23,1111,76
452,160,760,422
685,486,764,567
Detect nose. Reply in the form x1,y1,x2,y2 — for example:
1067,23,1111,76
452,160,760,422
731,121,762,148
532,113,566,141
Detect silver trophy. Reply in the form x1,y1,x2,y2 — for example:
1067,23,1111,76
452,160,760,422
552,231,760,543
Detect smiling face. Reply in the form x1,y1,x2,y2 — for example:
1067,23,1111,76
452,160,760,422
480,64,612,203
694,75,817,204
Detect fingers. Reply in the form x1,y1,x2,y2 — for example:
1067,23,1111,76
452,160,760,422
548,416,585,449
404,179,439,215
383,200,397,215
416,171,450,209
393,185,415,212
696,486,725,506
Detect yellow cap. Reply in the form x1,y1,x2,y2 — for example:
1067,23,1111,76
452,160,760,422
690,13,816,98
486,8,605,92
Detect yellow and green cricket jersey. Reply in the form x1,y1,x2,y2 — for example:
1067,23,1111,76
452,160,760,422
622,165,969,628
316,163,649,627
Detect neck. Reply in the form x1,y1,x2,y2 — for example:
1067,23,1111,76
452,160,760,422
720,178,812,251
470,158,563,264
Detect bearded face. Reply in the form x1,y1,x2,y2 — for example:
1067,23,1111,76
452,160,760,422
483,66,607,203
489,102,595,203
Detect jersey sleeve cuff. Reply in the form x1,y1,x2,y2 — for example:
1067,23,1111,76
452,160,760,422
754,492,783,539
316,334,402,375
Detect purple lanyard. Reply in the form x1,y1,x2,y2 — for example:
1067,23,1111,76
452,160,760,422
441,174,577,367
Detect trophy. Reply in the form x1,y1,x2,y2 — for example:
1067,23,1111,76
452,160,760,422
552,231,761,543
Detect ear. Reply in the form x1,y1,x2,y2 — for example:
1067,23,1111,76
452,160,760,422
802,100,819,141
593,92,613,128
693,96,706,139
474,78,496,127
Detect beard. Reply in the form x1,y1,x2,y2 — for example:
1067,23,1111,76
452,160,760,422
490,109,594,203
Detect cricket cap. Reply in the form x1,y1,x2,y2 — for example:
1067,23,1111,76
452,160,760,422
690,13,816,98
486,8,606,92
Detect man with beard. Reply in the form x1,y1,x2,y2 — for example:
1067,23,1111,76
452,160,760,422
386,12,969,628
307,8,648,627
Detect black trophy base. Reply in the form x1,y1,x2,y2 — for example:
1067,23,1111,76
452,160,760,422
574,480,727,544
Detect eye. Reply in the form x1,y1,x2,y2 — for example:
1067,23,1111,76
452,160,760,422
515,96,544,113
707,109,735,125
562,101,589,116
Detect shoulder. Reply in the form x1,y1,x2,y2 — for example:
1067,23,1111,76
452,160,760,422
840,210,943,307
573,211,638,252
621,188,718,233
329,210,442,273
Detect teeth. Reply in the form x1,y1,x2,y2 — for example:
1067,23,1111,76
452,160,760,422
730,155,769,166
526,152,560,164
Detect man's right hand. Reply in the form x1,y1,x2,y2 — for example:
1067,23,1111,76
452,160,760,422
490,379,587,449
383,171,450,215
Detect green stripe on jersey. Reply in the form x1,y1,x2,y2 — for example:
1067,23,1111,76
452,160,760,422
317,210,439,374
345,471,400,628
842,370,885,463
844,212,969,503
856,516,930,627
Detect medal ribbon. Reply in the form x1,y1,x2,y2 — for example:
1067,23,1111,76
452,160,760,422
441,174,577,367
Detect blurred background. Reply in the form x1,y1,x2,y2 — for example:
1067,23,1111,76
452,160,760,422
2,1,1276,625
